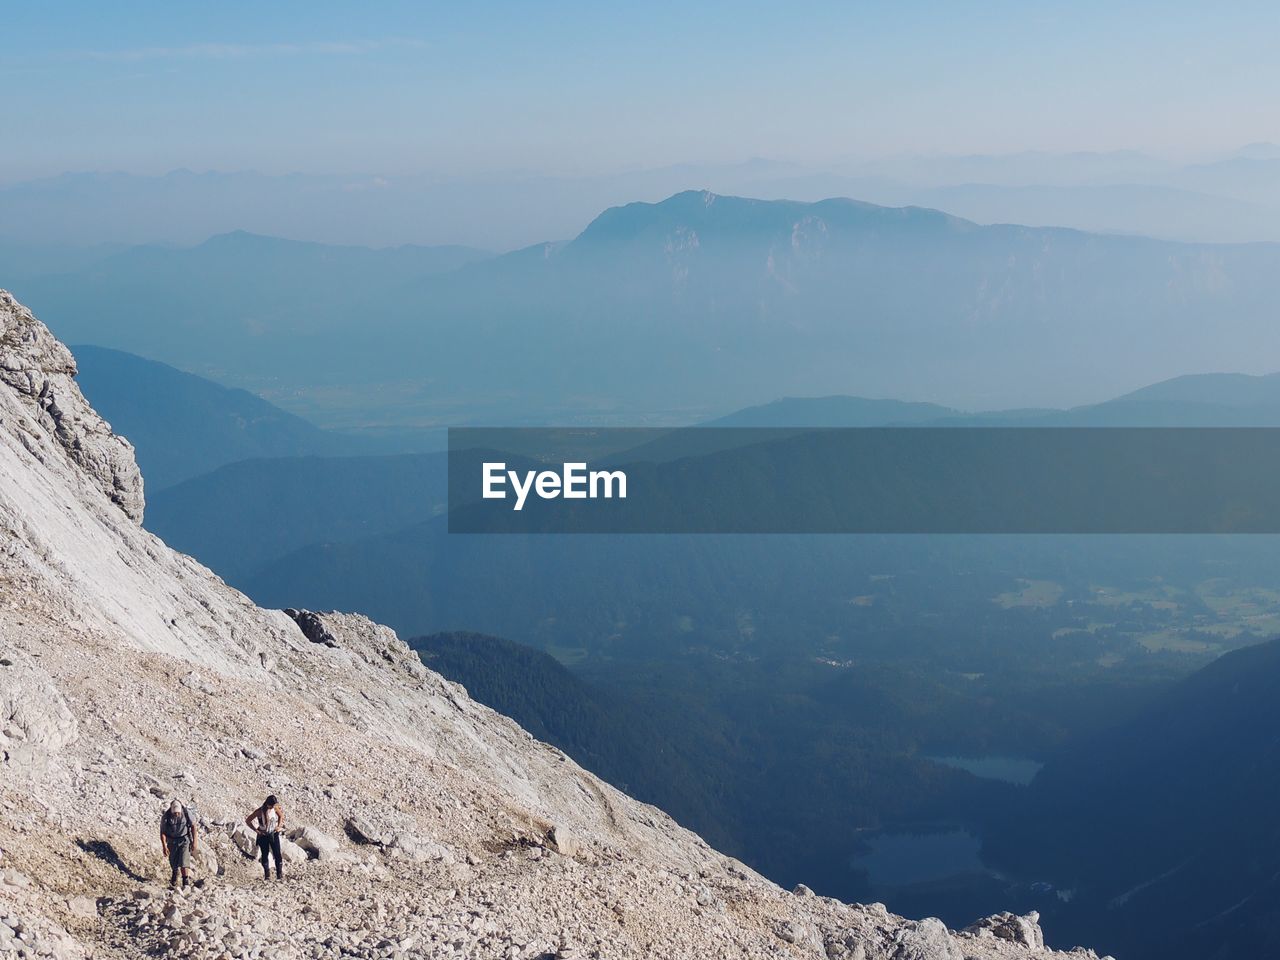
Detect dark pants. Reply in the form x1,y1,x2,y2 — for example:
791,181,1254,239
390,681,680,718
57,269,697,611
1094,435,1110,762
257,831,282,877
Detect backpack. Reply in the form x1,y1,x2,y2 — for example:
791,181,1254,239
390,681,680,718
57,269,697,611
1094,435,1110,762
162,807,194,841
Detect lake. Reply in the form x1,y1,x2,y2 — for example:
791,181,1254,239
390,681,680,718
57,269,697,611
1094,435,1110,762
852,828,986,888
925,754,1044,785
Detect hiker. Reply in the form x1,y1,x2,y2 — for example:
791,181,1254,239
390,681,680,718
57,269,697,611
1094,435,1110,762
245,794,286,880
160,799,197,888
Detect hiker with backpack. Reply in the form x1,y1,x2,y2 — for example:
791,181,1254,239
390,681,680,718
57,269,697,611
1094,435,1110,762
245,794,286,880
160,799,197,888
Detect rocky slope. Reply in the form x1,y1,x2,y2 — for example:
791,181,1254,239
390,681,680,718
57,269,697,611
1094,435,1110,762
0,289,1103,959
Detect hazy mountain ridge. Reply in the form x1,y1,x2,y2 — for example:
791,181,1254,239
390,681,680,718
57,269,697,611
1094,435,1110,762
701,397,962,427
12,189,1280,417
146,452,448,579
72,346,445,489
71,345,348,488
7,148,1280,248
7,233,488,409
404,191,1280,412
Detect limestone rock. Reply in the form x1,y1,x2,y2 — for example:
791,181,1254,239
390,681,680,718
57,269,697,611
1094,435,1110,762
284,608,340,648
0,290,143,522
0,662,78,772
546,824,579,858
289,825,340,861
280,836,308,863
960,911,1046,950
2,868,30,889
344,814,389,846
890,918,963,960
388,832,454,864
229,823,258,857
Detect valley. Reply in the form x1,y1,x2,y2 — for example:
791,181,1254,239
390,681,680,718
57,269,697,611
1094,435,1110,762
58,340,1280,960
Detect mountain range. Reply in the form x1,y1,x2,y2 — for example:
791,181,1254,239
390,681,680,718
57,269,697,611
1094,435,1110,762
6,148,1280,249
72,345,443,489
12,191,1280,420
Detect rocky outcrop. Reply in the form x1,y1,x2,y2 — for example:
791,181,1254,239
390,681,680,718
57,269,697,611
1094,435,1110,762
0,291,1101,960
283,607,340,648
287,825,340,862
962,911,1048,949
0,290,143,522
0,900,83,960
0,659,79,774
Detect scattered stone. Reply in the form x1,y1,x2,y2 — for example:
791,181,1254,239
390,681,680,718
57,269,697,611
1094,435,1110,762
180,671,216,696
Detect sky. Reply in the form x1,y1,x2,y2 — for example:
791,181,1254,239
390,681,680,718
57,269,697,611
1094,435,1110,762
3,1,1278,183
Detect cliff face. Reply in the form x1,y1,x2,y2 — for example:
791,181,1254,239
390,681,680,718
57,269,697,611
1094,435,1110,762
0,291,144,523
0,290,1101,960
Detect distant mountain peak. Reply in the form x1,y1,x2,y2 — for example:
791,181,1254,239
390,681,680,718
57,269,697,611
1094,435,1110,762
570,191,970,252
1234,141,1280,160
199,228,285,248
1107,371,1280,407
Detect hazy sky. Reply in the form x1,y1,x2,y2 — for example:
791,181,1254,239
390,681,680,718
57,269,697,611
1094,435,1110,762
4,1,1278,181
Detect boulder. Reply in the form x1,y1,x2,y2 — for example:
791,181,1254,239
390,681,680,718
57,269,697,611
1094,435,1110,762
891,918,962,960
229,824,258,857
195,843,220,876
179,672,215,696
823,935,871,960
280,837,308,863
344,814,390,846
288,825,339,861
960,911,1045,950
545,824,578,858
388,833,454,864
774,919,820,951
1,868,30,889
0,662,79,773
283,609,339,648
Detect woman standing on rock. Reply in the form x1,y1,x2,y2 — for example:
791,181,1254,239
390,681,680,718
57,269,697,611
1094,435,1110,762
160,799,197,888
246,794,286,880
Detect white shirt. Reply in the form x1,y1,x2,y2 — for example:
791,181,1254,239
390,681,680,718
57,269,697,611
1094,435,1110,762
256,805,281,832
